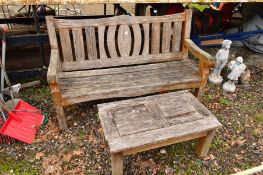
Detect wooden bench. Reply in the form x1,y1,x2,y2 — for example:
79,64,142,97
46,10,214,129
98,90,222,175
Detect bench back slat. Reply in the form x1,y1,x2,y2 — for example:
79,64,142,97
107,25,118,58
98,25,107,59
85,26,97,60
59,28,74,62
151,22,161,54
172,21,182,52
118,24,132,57
142,23,150,55
72,28,85,61
46,11,192,71
132,24,142,56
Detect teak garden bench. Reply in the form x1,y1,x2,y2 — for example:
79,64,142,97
46,10,214,129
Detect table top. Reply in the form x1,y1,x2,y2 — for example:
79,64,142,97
98,90,222,153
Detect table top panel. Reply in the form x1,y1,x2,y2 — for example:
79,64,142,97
98,90,222,153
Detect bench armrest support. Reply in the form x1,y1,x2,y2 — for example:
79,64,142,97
47,49,61,84
184,39,215,67
184,39,215,94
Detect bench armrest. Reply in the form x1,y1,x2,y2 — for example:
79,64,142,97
47,49,61,84
184,39,215,67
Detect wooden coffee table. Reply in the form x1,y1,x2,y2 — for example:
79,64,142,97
98,90,222,175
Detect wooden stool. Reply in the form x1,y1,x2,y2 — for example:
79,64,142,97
98,90,222,175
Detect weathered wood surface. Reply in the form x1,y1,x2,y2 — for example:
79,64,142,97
46,11,216,130
61,52,183,71
111,153,123,175
54,14,185,29
98,90,222,153
196,129,215,157
47,49,61,84
48,13,186,70
85,27,97,60
59,28,74,62
184,39,214,66
72,28,85,61
1,0,261,6
181,9,192,59
58,60,201,105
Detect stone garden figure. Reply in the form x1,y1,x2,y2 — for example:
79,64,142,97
209,40,232,84
223,56,246,93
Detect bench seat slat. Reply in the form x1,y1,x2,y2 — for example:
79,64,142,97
59,61,201,106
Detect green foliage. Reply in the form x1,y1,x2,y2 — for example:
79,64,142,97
254,113,263,123
219,97,232,106
0,155,40,175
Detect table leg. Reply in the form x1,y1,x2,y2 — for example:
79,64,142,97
195,130,215,158
111,152,123,175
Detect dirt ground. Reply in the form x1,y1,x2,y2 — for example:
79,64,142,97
0,46,262,175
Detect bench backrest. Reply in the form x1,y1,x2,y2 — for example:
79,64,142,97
46,10,192,72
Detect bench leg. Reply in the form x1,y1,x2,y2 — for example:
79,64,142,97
194,88,202,99
195,130,215,158
111,152,123,175
51,91,68,130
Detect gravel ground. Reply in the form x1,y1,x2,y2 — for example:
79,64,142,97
0,46,262,175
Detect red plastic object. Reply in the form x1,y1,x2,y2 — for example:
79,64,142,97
0,100,44,144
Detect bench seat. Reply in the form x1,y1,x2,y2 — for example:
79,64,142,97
58,60,201,106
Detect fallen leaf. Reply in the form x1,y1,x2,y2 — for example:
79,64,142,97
63,152,73,162
235,154,243,160
236,139,246,145
233,167,241,173
209,154,215,160
36,152,45,160
65,167,84,175
73,149,84,156
203,156,210,161
45,165,57,174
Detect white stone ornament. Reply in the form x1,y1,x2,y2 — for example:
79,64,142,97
223,56,246,93
209,40,232,84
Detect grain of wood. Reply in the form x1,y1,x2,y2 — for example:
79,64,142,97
62,81,200,106
85,26,98,60
72,28,85,61
59,63,195,85
97,91,222,153
196,129,215,157
99,110,120,140
61,52,183,71
46,16,58,49
47,49,61,84
162,22,172,53
61,72,200,98
181,9,192,59
107,25,118,58
58,59,194,79
142,23,150,55
118,24,132,57
50,83,68,130
54,13,185,29
132,24,142,56
59,64,199,93
59,28,73,62
111,153,123,175
172,21,182,52
151,23,160,54
98,25,107,59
